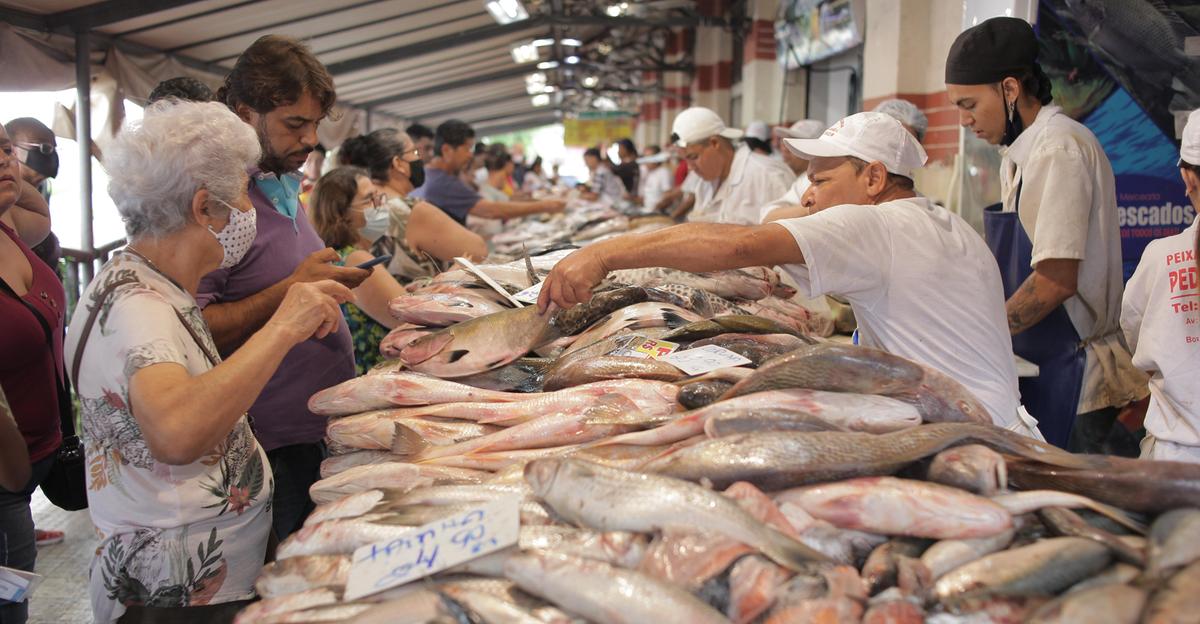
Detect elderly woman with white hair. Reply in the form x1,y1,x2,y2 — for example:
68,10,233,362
64,100,352,624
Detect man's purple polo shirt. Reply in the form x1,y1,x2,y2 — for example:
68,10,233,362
196,169,355,452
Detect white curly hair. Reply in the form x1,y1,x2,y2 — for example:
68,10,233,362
107,99,261,238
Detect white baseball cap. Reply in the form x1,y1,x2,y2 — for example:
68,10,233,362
672,107,743,147
773,119,826,140
744,120,771,142
1181,109,1200,166
783,112,928,179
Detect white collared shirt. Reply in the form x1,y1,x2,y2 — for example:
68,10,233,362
687,145,794,225
1000,105,1147,412
760,175,812,223
1122,219,1200,447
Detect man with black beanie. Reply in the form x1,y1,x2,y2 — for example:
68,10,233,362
945,16,1147,451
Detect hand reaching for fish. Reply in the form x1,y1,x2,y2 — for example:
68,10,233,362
537,247,610,313
267,280,354,344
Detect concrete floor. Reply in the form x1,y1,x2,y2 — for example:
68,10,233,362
24,489,97,624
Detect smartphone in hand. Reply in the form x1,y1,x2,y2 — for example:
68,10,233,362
355,254,392,270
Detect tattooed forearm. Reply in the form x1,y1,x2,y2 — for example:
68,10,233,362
1006,260,1079,335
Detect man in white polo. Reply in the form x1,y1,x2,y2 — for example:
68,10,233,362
538,112,1035,435
1122,109,1200,462
672,106,793,225
762,119,826,223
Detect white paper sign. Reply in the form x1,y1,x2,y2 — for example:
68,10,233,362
513,281,544,304
455,257,525,307
661,345,753,375
343,498,521,601
0,567,42,602
609,335,681,359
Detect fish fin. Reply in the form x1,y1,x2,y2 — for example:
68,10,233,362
1077,500,1148,535
399,331,454,365
446,350,471,363
523,246,540,286
391,423,431,457
663,311,693,329
762,525,836,572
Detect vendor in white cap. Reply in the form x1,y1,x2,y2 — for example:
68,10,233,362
636,147,673,211
743,120,774,156
671,106,793,225
873,99,928,143
537,112,1034,435
1121,109,1200,462
946,17,1146,450
762,119,826,223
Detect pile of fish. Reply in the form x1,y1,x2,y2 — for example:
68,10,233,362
242,255,1200,623
486,198,676,258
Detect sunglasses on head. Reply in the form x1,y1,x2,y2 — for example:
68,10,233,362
15,142,55,155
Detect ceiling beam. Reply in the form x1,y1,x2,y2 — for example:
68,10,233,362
47,0,214,31
475,114,561,137
410,93,533,121
356,65,531,108
459,107,547,126
325,17,548,75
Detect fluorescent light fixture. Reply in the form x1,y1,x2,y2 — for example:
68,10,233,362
532,38,555,47
543,85,558,93
525,71,547,94
582,75,600,88
531,93,551,106
560,38,582,46
485,0,528,24
593,96,618,110
565,56,580,64
511,43,539,63
537,60,559,69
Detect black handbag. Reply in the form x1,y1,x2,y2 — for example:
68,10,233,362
0,276,88,510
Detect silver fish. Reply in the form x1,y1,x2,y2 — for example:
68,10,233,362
255,555,351,599
934,537,1111,603
1027,582,1147,624
1146,508,1200,580
309,372,531,416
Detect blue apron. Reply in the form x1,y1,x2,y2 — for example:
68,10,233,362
984,201,1086,448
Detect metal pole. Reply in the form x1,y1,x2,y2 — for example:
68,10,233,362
74,30,95,285
365,107,374,133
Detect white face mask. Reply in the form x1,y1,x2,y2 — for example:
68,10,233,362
209,199,257,269
360,202,390,242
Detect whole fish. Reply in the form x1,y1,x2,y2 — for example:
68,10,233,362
344,587,459,624
862,538,930,596
551,286,650,335
325,413,501,452
777,501,889,566
609,266,779,301
455,358,549,393
379,325,435,359
396,395,644,461
704,408,849,437
1027,582,1147,624
1005,455,1200,513
677,379,735,409
388,291,507,326
438,587,544,624
1142,559,1200,624
933,537,1111,603
559,303,702,356
400,305,562,378
319,450,403,478
924,444,1008,495
255,554,352,598
525,457,833,571
309,372,532,416
276,517,424,559
590,389,922,448
519,525,649,569
643,423,1093,490
504,551,730,624
920,528,1016,581
421,445,584,472
262,602,375,623
991,491,1145,534
1064,563,1140,594
305,484,529,527
644,284,748,317
722,343,992,424
542,355,686,391
1146,508,1200,580
661,315,806,342
308,462,486,505
231,588,340,623
775,477,1012,540
737,299,825,337
1038,507,1145,566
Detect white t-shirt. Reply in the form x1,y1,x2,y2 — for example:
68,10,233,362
687,145,794,225
773,197,1021,427
640,166,674,210
760,175,812,223
1001,105,1146,413
1121,219,1200,447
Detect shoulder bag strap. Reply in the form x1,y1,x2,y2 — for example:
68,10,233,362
171,309,220,367
0,276,76,436
68,276,139,386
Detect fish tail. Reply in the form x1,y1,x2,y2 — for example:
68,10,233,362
762,526,835,572
976,425,1104,470
391,423,432,457
1078,499,1147,535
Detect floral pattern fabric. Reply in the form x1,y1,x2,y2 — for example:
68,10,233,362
64,252,273,623
336,245,391,374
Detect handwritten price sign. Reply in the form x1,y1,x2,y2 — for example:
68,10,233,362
343,498,520,601
661,345,753,375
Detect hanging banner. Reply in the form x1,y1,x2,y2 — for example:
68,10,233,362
563,114,635,147
1039,2,1199,279
775,0,862,70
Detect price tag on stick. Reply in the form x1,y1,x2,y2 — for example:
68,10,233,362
609,336,681,359
455,257,525,308
661,345,753,375
343,497,521,601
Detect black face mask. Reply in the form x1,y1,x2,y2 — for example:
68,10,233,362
1000,97,1025,147
408,159,426,189
22,148,58,179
